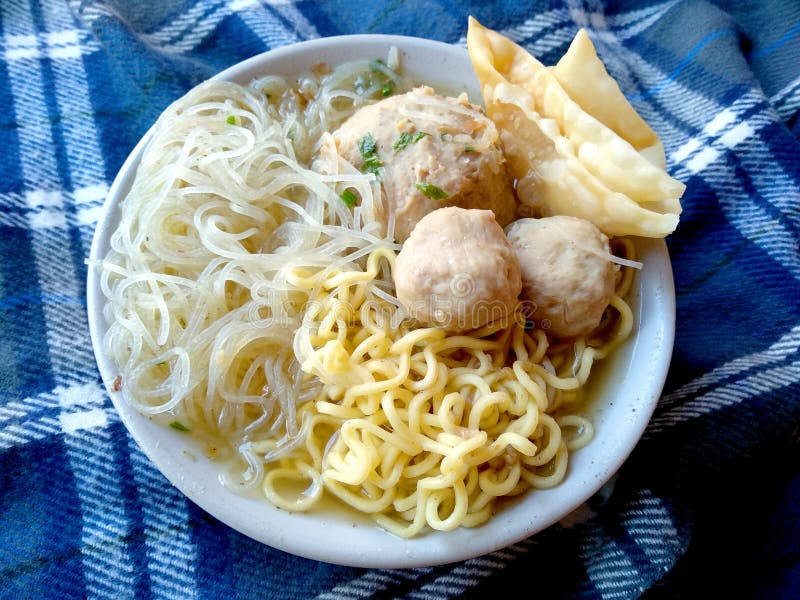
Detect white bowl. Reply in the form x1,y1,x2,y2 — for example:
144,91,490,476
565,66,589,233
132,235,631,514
87,34,675,569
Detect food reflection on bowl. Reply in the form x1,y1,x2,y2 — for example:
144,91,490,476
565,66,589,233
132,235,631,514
87,30,676,568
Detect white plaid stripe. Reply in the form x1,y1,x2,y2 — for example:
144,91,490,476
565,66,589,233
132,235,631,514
647,358,800,435
659,324,800,407
770,74,800,121
128,438,200,600
3,29,100,60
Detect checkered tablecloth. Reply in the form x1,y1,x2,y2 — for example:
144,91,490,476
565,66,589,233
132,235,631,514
1,1,799,598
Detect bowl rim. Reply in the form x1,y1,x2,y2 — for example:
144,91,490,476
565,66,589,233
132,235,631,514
87,33,676,569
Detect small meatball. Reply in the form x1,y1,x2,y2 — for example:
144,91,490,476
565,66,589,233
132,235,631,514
335,86,517,242
506,216,618,338
394,207,522,331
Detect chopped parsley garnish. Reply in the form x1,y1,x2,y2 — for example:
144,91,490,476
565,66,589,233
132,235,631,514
367,59,398,97
393,131,429,152
340,189,357,208
359,133,376,155
414,131,429,142
415,181,449,200
357,133,382,175
169,421,190,432
226,115,236,125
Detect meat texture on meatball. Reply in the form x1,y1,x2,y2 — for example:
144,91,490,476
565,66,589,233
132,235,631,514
506,216,619,338
335,86,517,242
394,207,522,332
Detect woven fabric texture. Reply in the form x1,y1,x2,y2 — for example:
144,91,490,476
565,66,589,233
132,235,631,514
1,1,799,598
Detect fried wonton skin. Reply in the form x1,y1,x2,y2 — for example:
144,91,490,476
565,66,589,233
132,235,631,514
552,30,662,160
467,17,684,238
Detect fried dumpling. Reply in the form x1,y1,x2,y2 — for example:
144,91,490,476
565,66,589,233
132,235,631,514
466,17,684,237
551,30,662,161
491,91,678,237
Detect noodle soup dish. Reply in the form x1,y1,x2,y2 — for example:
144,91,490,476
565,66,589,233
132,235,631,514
87,31,676,568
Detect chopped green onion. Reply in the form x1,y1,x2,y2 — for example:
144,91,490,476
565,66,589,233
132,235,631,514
340,189,357,208
169,421,190,432
393,131,429,152
415,181,449,200
368,59,398,97
357,133,382,175
393,132,413,152
358,133,376,155
464,145,475,153
226,115,236,125
363,156,382,174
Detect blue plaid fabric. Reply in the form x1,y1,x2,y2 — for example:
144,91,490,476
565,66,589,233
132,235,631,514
1,1,799,598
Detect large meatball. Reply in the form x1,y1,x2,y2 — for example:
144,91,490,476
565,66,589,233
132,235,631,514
394,207,522,332
335,86,517,242
506,216,619,338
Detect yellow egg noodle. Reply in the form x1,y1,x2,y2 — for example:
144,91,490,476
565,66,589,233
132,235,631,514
100,46,637,537
279,243,634,537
